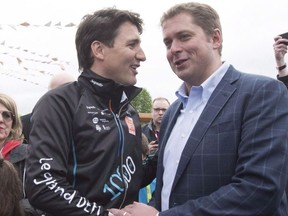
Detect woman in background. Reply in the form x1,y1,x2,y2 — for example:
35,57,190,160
0,156,26,216
0,93,27,178
0,93,34,215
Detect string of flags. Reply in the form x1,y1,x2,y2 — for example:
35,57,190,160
0,20,78,87
0,39,74,87
0,21,77,30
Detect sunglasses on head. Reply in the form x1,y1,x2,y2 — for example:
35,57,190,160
0,111,14,122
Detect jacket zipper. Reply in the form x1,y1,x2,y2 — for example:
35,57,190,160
110,99,129,209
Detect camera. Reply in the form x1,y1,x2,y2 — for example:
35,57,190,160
279,32,288,45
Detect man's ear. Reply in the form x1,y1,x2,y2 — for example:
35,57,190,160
212,28,222,49
91,41,104,60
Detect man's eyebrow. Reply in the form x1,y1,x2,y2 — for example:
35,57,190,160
128,38,141,44
163,37,170,43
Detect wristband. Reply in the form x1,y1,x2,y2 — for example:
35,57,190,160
276,63,287,71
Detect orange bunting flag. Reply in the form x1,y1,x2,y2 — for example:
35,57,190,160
44,21,52,27
16,57,22,64
20,22,30,27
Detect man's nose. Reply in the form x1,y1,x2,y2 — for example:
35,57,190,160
136,47,146,62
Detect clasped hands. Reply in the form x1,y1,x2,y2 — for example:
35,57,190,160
109,202,159,216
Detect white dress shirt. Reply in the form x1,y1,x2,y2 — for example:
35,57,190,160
161,62,229,211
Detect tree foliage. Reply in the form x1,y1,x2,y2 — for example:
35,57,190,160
131,88,152,113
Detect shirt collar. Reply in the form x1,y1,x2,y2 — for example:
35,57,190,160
176,61,230,108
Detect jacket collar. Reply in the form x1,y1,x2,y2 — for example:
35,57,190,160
78,70,142,111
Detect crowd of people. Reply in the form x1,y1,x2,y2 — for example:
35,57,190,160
1,2,288,216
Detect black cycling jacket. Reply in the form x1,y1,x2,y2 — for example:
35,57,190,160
26,70,144,216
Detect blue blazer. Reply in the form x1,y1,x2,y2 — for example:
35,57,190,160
155,66,288,215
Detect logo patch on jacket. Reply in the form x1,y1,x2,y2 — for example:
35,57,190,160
125,116,135,135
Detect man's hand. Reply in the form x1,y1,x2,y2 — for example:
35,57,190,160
148,141,158,155
274,36,288,62
109,202,159,216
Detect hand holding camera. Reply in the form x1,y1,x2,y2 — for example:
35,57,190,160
279,32,288,45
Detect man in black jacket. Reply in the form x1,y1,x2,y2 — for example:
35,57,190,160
25,8,153,216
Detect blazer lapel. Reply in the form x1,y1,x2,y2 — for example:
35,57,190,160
161,101,182,149
171,68,239,190
157,100,182,172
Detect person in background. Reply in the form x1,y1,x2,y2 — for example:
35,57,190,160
0,156,26,216
274,33,288,199
25,8,150,216
0,93,34,215
0,93,25,177
273,33,288,87
21,71,76,144
48,71,76,90
20,114,31,145
140,133,149,161
139,97,170,205
110,2,288,216
142,97,170,156
138,133,156,204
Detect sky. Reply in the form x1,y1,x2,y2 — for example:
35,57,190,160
0,0,287,115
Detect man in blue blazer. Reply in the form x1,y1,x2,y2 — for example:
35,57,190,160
110,2,288,216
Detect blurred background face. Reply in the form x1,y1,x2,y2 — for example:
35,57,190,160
152,99,170,126
0,103,13,146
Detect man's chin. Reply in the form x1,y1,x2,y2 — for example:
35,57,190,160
116,79,137,86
